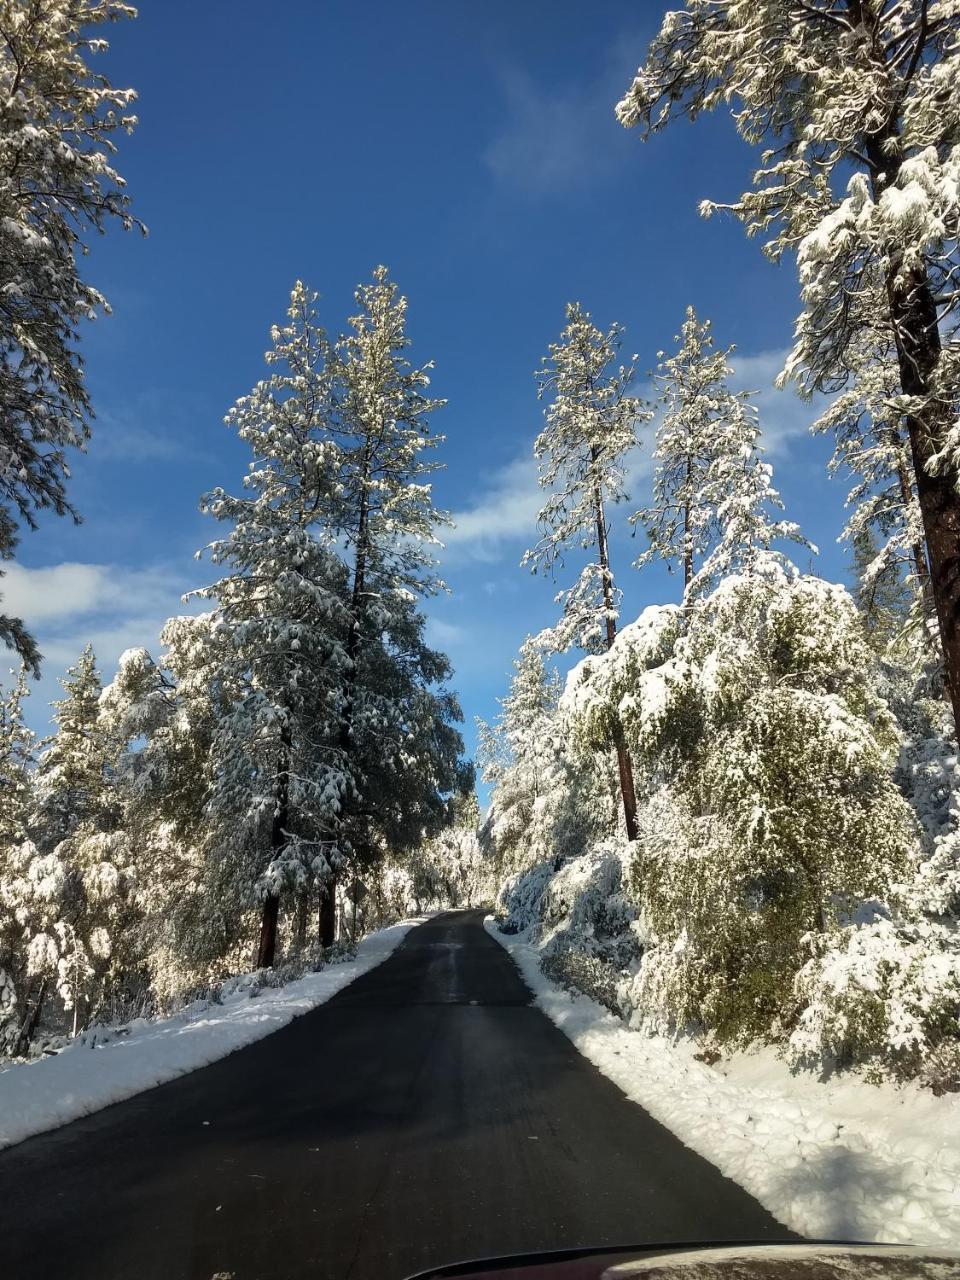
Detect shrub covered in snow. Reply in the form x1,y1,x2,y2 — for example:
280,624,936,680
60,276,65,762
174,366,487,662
494,842,639,1012
789,913,960,1090
488,569,960,1084
567,572,919,1046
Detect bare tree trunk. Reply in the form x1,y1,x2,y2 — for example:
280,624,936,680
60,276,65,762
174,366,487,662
319,874,337,949
592,473,640,841
295,891,309,952
256,895,280,970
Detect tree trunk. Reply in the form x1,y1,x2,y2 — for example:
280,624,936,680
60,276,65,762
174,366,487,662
295,891,309,952
853,3,960,736
15,977,46,1057
256,894,280,970
683,459,693,590
867,162,960,731
319,874,337,948
591,473,640,841
256,722,291,970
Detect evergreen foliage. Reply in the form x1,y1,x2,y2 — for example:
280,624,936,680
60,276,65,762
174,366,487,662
0,0,141,672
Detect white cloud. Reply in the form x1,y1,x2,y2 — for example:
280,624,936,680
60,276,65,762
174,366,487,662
3,561,195,628
443,453,542,561
3,563,111,623
726,348,821,457
425,617,466,648
1,560,205,733
483,35,641,196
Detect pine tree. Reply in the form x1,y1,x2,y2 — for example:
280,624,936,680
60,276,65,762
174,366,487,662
322,266,468,935
193,283,352,969
812,317,939,662
0,1,141,672
478,644,566,875
32,646,111,850
851,526,912,653
98,644,210,999
634,306,752,588
523,302,650,839
0,664,34,1049
0,664,33,846
617,0,960,737
25,646,133,1035
688,395,809,597
479,641,616,875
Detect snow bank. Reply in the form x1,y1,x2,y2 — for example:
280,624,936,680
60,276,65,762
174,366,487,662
0,918,426,1152
485,917,960,1247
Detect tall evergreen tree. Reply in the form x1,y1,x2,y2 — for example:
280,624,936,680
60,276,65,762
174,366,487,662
0,664,33,1049
617,0,960,737
25,646,133,1035
0,664,33,846
193,283,352,968
523,302,650,840
322,266,468,936
0,1,141,671
812,315,939,662
634,306,752,588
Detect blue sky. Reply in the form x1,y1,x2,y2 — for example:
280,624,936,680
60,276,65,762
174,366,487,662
10,1,848,791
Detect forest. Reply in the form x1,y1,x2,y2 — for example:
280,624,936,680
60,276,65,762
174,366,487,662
1,0,959,1096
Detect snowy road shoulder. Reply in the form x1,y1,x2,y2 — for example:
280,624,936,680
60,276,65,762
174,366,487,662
0,917,427,1154
484,916,960,1248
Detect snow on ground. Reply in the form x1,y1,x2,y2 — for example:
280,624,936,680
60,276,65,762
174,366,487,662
0,918,427,1153
485,917,960,1247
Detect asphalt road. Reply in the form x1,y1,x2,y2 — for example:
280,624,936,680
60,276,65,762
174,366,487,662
0,910,793,1280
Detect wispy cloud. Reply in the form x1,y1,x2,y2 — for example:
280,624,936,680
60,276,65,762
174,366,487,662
2,560,204,732
4,561,195,628
444,347,817,569
726,348,821,458
483,36,641,196
443,453,542,561
90,388,218,465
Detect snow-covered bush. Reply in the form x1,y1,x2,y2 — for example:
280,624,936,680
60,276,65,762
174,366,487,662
494,859,556,935
494,842,639,1011
479,642,619,881
790,914,960,1091
566,571,921,1048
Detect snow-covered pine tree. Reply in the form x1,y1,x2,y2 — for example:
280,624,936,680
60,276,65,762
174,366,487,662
193,283,352,968
97,644,213,1000
0,1,140,672
617,0,960,736
0,664,33,846
634,306,752,589
687,392,809,597
31,646,111,848
0,664,34,1049
524,302,650,839
851,526,913,654
563,572,919,1047
322,266,468,935
479,641,617,877
478,644,564,876
25,645,134,1036
812,316,938,662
